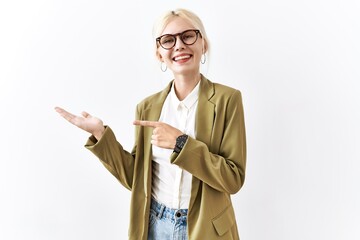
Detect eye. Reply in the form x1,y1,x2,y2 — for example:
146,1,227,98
161,36,175,45
183,34,194,39
182,31,196,42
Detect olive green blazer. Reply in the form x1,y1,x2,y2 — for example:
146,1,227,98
85,75,246,239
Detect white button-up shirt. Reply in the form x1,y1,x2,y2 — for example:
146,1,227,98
151,80,200,209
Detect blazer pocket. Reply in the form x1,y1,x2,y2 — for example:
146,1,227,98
211,205,236,236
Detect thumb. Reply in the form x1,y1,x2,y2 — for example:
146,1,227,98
81,111,90,118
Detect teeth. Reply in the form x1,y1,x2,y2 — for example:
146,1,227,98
174,55,191,61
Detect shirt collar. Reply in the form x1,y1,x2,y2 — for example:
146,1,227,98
170,80,201,110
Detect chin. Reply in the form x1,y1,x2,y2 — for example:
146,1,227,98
171,65,200,75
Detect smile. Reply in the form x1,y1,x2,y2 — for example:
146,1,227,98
173,54,192,62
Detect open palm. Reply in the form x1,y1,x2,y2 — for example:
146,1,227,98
55,106,105,139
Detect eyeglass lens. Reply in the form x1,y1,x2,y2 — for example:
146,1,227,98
159,30,199,49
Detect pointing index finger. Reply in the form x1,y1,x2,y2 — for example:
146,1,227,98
133,120,159,128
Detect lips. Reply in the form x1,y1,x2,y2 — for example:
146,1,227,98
173,54,192,62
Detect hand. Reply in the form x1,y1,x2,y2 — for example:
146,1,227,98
54,106,105,140
133,120,183,149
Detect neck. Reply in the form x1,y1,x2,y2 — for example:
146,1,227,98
173,72,201,101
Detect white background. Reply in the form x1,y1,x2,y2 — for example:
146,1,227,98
1,0,359,239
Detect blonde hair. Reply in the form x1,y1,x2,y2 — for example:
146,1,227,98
153,8,210,59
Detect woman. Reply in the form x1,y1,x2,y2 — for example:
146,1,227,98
55,8,246,240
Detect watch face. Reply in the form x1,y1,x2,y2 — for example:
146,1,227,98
178,139,185,148
175,134,188,152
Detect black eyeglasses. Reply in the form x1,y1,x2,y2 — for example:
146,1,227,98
156,29,202,50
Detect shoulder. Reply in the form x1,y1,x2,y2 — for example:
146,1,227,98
202,78,244,118
213,82,241,96
202,76,242,101
138,90,162,106
136,81,172,110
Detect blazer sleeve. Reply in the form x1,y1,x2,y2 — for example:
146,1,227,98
84,126,136,191
170,90,246,194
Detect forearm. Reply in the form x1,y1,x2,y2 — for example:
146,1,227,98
85,126,135,190
171,137,246,194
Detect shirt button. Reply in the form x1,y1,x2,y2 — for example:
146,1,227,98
176,211,182,217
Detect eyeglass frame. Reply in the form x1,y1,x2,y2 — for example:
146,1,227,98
156,29,202,50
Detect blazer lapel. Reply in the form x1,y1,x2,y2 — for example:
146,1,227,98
189,75,215,211
195,75,215,148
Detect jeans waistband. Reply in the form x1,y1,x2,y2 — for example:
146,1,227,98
150,198,188,220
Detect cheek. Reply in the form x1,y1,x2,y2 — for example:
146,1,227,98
192,43,204,57
193,48,203,60
158,50,172,62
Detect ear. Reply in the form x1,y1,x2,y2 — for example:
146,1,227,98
156,50,164,62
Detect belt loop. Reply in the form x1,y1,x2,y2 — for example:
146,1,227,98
157,203,165,219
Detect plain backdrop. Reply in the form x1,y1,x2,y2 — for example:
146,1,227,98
1,0,359,239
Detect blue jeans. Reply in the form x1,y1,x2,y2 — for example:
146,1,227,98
148,198,188,240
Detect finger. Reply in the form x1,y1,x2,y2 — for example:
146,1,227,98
55,106,69,116
55,107,77,122
63,113,77,123
150,139,159,147
54,106,65,113
133,120,159,128
151,134,159,141
58,109,75,119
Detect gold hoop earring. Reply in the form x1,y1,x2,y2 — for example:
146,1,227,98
160,62,167,72
201,53,206,64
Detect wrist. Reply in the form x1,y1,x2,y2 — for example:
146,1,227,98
93,126,105,140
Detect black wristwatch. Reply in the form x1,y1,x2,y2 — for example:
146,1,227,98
174,134,188,153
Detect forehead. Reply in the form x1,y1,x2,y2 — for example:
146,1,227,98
161,17,195,35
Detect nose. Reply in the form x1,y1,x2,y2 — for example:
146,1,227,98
174,35,186,51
